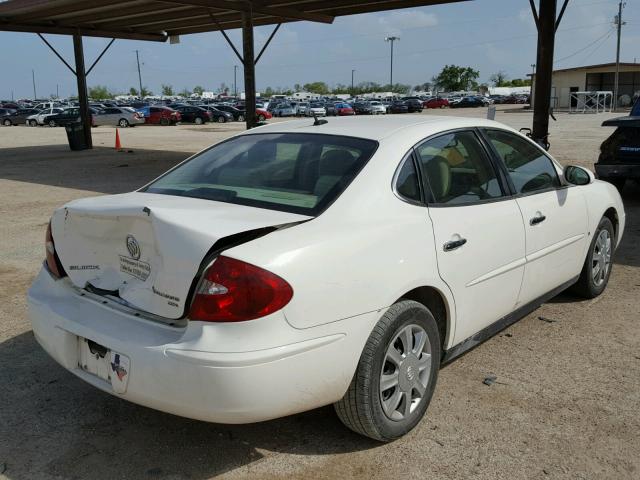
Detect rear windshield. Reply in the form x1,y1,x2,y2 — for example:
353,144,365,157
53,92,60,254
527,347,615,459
142,133,378,215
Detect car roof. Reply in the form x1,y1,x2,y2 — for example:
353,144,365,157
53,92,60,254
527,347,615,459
244,115,513,142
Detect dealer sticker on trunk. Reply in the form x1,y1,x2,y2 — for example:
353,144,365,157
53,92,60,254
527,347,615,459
119,255,151,281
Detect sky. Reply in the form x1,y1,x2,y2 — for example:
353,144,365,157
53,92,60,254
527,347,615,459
0,0,638,99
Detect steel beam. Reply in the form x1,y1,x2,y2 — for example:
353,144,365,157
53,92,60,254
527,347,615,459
242,9,257,130
73,34,92,149
255,23,281,64
532,0,556,144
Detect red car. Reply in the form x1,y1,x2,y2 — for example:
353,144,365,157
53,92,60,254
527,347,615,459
145,106,181,125
335,103,355,116
256,108,272,121
423,97,449,109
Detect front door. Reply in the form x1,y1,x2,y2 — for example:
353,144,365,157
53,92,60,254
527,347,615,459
482,129,588,305
415,130,526,345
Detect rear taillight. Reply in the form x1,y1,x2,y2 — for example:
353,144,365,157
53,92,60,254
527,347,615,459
189,256,293,322
45,221,66,279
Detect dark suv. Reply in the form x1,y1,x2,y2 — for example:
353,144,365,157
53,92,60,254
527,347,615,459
595,97,640,191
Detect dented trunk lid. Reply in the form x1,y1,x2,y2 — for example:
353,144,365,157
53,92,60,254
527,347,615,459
52,192,309,319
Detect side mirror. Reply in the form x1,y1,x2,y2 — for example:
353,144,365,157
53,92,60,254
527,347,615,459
564,165,594,186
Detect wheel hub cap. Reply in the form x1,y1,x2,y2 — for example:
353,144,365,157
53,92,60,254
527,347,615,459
379,324,432,422
592,229,612,287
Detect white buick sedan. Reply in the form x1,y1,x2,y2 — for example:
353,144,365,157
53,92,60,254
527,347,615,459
29,116,625,441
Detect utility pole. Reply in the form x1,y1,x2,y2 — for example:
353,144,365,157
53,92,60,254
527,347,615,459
234,65,238,97
56,84,59,99
135,50,143,98
385,36,399,90
614,1,626,110
351,69,355,94
32,69,37,100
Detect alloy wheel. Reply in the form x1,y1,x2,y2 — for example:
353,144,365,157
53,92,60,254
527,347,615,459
379,324,432,421
592,229,612,287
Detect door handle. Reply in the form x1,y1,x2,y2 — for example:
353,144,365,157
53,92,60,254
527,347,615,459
443,238,467,252
530,214,547,226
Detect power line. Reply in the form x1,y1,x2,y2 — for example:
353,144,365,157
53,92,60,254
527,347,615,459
554,27,615,64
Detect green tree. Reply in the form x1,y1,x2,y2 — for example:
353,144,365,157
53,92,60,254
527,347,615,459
303,82,329,94
179,87,191,97
129,87,139,96
433,65,480,92
161,84,174,96
88,85,113,99
193,85,204,96
140,86,152,97
489,71,509,87
264,86,274,97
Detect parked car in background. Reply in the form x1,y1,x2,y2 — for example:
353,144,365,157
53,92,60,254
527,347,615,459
170,105,214,124
352,102,373,115
595,97,640,191
44,108,82,127
198,105,235,123
423,97,449,109
0,107,16,122
450,97,485,108
332,102,355,116
256,109,272,121
306,102,327,117
404,98,424,113
31,116,624,444
27,107,64,126
93,107,145,127
389,101,409,114
213,105,245,121
142,106,181,125
2,108,39,126
367,101,387,115
273,103,296,117
295,102,309,116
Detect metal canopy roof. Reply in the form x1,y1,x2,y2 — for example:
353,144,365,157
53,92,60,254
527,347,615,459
0,0,467,41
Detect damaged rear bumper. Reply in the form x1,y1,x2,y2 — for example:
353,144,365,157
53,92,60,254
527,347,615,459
28,267,376,423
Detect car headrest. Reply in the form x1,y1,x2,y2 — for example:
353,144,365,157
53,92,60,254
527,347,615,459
318,149,357,177
423,155,451,201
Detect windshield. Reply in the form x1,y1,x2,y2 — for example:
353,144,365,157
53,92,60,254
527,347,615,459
143,133,378,215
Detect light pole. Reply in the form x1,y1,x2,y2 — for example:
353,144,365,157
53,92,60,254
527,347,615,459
384,36,399,91
351,69,355,95
135,50,143,98
613,1,626,110
234,65,238,98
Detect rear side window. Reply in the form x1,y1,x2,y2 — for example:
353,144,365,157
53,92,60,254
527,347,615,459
415,131,504,205
395,157,421,202
484,129,561,194
143,133,378,216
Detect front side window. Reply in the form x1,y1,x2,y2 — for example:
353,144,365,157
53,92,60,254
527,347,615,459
415,130,504,205
484,129,561,194
143,133,378,215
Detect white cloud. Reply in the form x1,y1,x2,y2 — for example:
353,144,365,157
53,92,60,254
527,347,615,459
377,10,438,36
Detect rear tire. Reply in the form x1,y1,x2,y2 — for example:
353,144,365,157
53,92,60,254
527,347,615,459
48,119,56,127
217,116,225,123
258,114,265,122
238,114,245,122
29,119,38,127
118,118,129,127
2,118,11,126
334,300,440,442
194,117,203,125
571,216,615,298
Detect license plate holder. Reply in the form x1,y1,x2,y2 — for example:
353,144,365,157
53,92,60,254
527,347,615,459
77,337,130,394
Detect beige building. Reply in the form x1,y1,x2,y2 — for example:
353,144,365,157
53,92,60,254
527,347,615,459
531,62,640,109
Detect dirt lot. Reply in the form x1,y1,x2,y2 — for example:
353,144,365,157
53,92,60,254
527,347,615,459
0,108,638,480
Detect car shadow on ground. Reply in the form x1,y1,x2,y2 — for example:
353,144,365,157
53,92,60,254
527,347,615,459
0,331,378,480
0,145,191,194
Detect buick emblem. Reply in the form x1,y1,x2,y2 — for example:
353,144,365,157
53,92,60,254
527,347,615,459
126,235,141,260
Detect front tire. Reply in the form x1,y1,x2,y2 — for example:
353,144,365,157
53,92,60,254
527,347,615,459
48,119,56,127
29,119,38,127
119,118,129,127
571,216,615,298
3,118,11,126
334,300,440,442
194,117,203,125
258,114,265,122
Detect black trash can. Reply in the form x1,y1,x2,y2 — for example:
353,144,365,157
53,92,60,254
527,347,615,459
65,122,88,151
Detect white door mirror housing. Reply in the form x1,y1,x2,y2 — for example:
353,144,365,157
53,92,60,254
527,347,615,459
564,165,595,186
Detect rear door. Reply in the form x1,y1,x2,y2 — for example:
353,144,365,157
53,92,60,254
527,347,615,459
416,130,526,345
482,129,588,305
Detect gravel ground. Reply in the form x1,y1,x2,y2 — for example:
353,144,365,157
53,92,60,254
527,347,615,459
0,107,638,480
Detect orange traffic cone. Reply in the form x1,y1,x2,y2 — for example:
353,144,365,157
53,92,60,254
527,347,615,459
115,128,122,150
